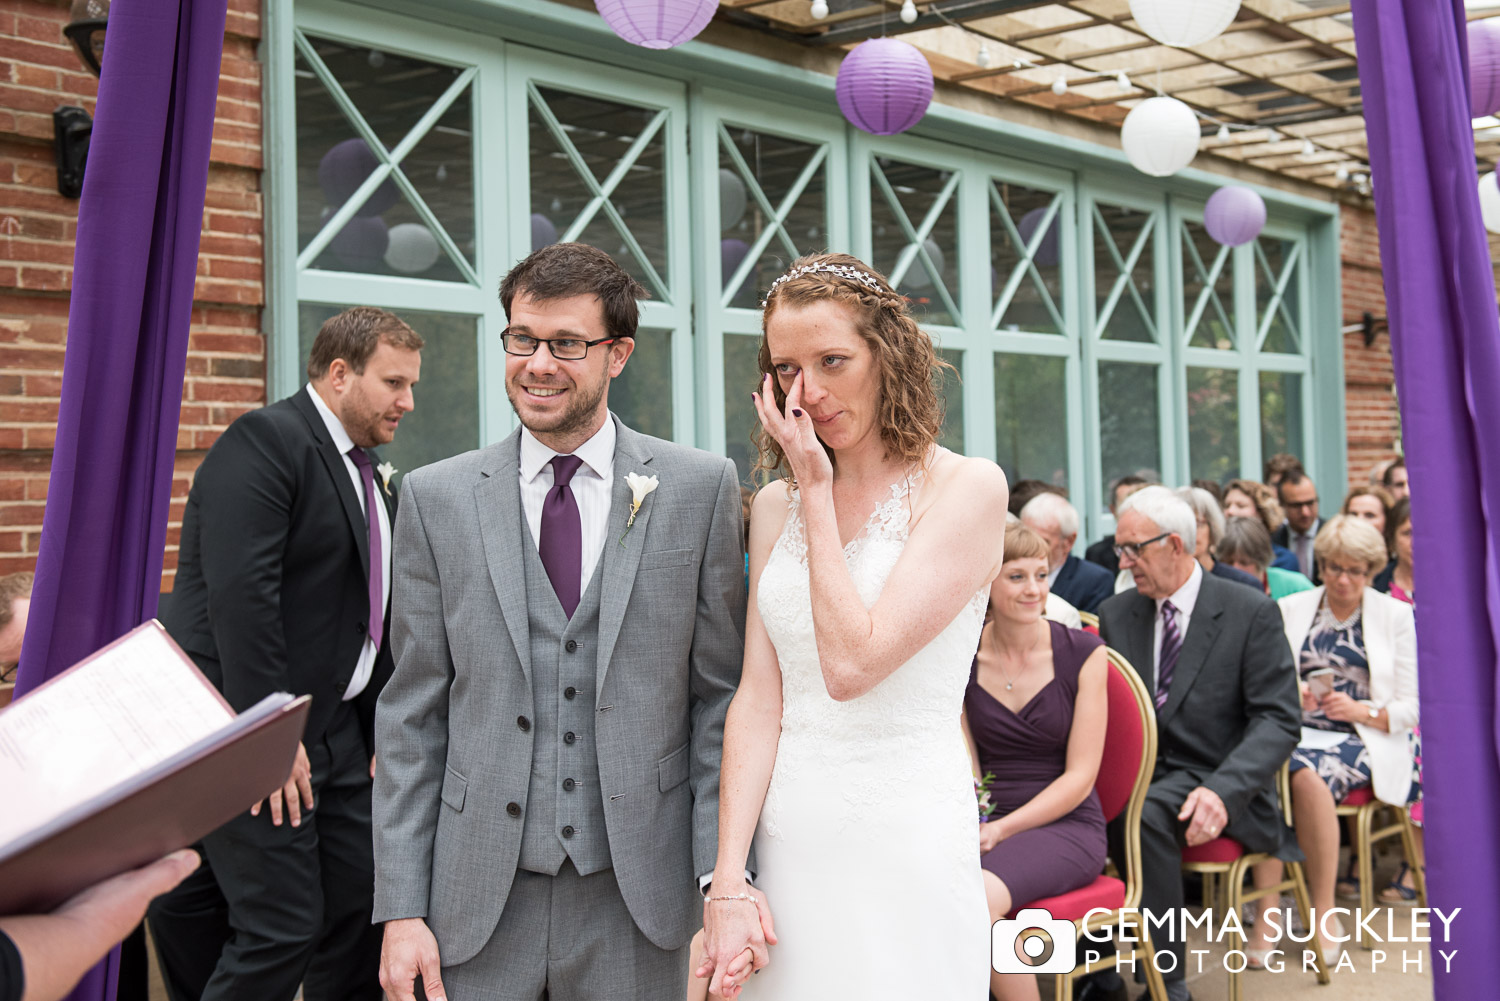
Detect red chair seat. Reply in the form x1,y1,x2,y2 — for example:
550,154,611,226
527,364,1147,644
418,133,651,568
1339,786,1373,806
1008,875,1125,920
1181,836,1244,864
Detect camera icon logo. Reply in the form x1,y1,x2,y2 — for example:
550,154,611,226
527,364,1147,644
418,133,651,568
992,908,1078,974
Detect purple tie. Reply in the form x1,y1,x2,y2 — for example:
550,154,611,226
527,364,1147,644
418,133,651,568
539,454,584,618
347,448,383,649
1155,599,1181,712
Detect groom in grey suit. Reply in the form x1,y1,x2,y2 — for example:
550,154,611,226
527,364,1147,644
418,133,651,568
373,243,748,1000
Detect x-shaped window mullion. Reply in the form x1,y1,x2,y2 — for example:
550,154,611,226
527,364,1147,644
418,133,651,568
1181,226,1233,347
989,187,1065,332
872,164,961,320
716,128,828,308
1253,240,1303,351
1092,205,1157,340
295,33,479,283
528,83,670,302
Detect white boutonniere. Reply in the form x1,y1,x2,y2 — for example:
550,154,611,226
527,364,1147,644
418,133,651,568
376,461,396,497
619,472,659,545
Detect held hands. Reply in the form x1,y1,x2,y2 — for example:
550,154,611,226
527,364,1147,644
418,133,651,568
699,881,778,999
250,740,313,826
1178,786,1228,847
978,819,1006,854
380,917,447,1001
1318,692,1369,724
1299,682,1320,713
752,372,832,489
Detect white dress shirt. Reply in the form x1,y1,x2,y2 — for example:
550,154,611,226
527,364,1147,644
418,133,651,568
1046,561,1063,588
306,385,390,701
1152,560,1204,679
519,418,616,590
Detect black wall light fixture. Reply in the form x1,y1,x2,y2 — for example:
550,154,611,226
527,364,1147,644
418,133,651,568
54,0,108,199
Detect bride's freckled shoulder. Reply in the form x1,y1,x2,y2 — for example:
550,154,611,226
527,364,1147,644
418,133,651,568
914,451,1009,524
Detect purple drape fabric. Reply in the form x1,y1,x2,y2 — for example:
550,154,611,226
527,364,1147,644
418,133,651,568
14,0,229,998
1352,2,1500,995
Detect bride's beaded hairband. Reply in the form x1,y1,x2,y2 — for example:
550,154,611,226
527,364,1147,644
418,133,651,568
760,263,887,308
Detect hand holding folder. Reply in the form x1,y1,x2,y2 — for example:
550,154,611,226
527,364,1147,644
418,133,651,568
0,621,310,914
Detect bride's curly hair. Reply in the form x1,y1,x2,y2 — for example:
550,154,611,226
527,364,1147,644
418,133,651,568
753,252,953,483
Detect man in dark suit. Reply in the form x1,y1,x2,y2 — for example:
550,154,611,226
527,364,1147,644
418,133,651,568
1273,470,1322,583
1022,491,1114,614
1084,486,1300,1001
148,307,423,1001
1085,474,1152,576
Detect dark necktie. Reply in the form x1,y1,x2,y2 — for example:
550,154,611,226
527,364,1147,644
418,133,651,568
1155,598,1181,712
539,454,585,618
347,447,383,649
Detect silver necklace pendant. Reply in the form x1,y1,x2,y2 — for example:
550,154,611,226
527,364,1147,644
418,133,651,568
1005,681,1014,691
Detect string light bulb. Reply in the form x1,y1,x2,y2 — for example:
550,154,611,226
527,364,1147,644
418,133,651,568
810,0,828,18
1115,70,1131,92
976,42,992,69
900,0,918,23
1216,123,1231,141
1300,137,1316,158
1052,76,1068,96
1335,164,1350,182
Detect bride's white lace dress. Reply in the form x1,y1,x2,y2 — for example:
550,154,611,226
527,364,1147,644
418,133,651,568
748,465,990,999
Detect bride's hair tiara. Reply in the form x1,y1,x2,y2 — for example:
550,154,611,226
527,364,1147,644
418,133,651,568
761,263,887,308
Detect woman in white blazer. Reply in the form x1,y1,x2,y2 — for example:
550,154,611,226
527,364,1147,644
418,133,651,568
1244,515,1418,965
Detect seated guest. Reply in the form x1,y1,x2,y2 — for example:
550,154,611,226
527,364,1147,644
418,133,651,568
1222,479,1299,572
1245,515,1418,964
1217,516,1315,601
1341,485,1394,538
1086,487,1299,1001
1191,478,1223,505
1382,457,1409,502
964,524,1108,1001
1008,478,1066,518
1263,453,1305,492
1007,514,1084,629
1372,497,1423,903
1175,486,1262,591
1275,471,1323,583
1086,475,1152,576
1022,493,1113,614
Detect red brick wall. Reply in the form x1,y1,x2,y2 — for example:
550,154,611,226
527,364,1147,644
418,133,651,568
1339,202,1400,492
0,0,266,585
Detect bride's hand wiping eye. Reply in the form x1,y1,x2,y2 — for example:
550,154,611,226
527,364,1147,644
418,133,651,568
752,370,832,488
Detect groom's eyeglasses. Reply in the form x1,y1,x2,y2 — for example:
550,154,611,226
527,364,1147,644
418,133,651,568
1113,531,1172,561
501,329,617,361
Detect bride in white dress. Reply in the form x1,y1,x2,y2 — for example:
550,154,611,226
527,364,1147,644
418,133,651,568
699,254,1010,1000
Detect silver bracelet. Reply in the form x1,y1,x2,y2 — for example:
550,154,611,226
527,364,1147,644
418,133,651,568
707,892,758,904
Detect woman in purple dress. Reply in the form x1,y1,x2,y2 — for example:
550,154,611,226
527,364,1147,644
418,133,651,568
963,521,1109,1001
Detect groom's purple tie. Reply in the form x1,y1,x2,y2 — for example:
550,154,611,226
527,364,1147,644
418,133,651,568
539,454,584,618
347,447,383,649
1155,599,1181,712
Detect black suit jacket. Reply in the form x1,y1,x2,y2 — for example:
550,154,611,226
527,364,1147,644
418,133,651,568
1098,570,1300,852
1272,521,1322,585
1084,535,1119,576
1052,554,1115,614
163,389,396,753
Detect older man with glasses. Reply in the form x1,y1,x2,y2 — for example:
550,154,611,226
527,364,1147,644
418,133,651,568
1077,486,1300,1001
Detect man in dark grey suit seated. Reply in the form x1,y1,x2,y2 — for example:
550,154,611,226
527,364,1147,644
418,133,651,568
1084,486,1300,1001
373,244,752,1001
1022,491,1114,614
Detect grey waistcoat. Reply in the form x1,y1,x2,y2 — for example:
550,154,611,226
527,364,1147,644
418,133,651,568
516,537,611,876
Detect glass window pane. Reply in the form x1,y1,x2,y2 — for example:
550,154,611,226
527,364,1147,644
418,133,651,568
870,159,959,327
936,347,964,455
1257,237,1301,354
991,183,1064,335
609,329,674,441
1260,371,1303,464
297,305,478,484
1186,367,1239,485
994,353,1067,490
307,36,464,151
1094,203,1156,343
1182,220,1234,350
723,334,764,486
1098,361,1160,507
720,128,827,309
529,88,668,299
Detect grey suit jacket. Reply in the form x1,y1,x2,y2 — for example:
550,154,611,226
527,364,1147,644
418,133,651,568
1098,570,1301,852
372,417,747,962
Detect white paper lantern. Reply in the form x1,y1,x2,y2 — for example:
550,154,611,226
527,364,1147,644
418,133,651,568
1129,0,1240,47
1480,172,1500,235
1121,96,1201,177
384,222,442,273
900,239,945,290
719,168,748,230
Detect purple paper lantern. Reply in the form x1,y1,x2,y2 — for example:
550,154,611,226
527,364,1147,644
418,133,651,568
531,213,558,251
329,216,389,270
595,0,717,49
1471,20,1500,117
1017,207,1060,267
835,38,934,136
720,237,750,285
318,138,400,217
1203,185,1267,247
